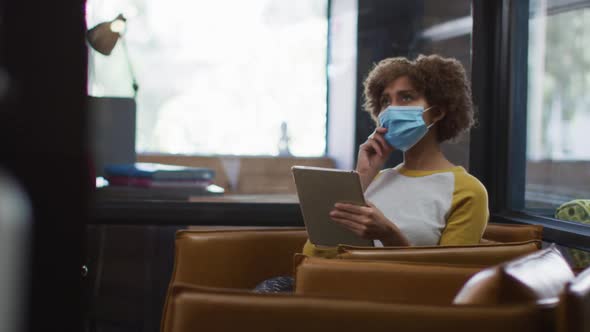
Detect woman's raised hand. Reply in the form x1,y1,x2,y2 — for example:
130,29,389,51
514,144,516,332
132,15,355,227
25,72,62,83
356,127,394,190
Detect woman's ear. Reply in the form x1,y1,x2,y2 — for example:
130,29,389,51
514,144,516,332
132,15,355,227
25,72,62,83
432,107,447,123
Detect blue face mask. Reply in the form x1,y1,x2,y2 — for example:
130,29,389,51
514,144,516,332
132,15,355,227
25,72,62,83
378,105,436,152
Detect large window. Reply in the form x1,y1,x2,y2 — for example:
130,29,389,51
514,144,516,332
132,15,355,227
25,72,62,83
472,0,590,250
525,0,590,210
86,0,328,156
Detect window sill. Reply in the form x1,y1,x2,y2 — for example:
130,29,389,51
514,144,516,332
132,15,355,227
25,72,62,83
492,210,590,251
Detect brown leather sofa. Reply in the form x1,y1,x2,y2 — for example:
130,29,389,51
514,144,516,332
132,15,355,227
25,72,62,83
161,224,547,331
166,223,541,291
162,244,585,332
162,224,556,331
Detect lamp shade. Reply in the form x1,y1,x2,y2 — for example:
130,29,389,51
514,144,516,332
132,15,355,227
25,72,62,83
87,14,126,56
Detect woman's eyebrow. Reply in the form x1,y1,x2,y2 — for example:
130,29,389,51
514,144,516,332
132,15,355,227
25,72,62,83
396,89,417,95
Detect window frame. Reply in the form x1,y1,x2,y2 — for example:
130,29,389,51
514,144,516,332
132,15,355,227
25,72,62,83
470,0,590,251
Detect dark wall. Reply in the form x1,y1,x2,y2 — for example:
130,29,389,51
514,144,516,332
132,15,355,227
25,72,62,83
0,1,89,331
86,225,179,332
355,0,472,169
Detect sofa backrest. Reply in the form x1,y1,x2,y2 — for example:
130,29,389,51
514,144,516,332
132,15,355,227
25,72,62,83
295,255,482,305
163,283,554,332
338,240,542,266
483,223,543,243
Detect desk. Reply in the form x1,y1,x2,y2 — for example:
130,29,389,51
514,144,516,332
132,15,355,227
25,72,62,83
189,194,298,204
92,194,303,226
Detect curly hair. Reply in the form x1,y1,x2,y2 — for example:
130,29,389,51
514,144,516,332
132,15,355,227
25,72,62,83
363,54,474,142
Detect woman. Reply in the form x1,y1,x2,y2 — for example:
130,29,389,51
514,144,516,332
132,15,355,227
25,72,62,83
254,54,488,292
302,54,489,258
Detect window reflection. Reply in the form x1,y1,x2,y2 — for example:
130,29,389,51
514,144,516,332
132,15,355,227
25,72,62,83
526,0,590,209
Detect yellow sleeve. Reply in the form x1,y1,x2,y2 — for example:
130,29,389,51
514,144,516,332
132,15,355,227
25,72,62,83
439,171,489,245
302,239,339,258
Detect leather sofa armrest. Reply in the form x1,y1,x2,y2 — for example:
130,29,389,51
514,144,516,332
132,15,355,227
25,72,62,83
558,266,590,332
454,245,574,305
171,228,307,288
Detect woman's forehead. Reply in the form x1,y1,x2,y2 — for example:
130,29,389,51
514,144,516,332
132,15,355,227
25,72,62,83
383,76,417,95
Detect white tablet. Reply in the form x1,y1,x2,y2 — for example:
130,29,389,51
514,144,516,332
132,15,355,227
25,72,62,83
292,166,374,247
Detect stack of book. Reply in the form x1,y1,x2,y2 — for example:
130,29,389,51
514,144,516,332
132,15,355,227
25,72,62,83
99,163,223,200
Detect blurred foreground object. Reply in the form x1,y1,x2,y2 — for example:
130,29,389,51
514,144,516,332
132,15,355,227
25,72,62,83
0,170,31,332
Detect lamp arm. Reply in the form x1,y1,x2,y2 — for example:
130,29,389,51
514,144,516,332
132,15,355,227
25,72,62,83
119,36,139,98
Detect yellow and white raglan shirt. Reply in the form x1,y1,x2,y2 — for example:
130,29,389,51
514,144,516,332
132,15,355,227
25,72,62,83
302,165,489,258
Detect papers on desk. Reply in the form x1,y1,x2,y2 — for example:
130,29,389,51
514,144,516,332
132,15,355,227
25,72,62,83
96,184,224,201
104,162,215,181
100,163,222,200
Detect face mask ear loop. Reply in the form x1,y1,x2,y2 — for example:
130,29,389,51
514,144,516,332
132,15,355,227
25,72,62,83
424,106,437,129
422,106,435,113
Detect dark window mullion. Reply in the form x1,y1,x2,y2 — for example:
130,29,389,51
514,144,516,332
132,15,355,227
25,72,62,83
470,0,513,212
506,0,529,210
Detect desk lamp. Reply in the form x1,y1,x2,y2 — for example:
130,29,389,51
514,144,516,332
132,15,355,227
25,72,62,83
87,14,138,97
